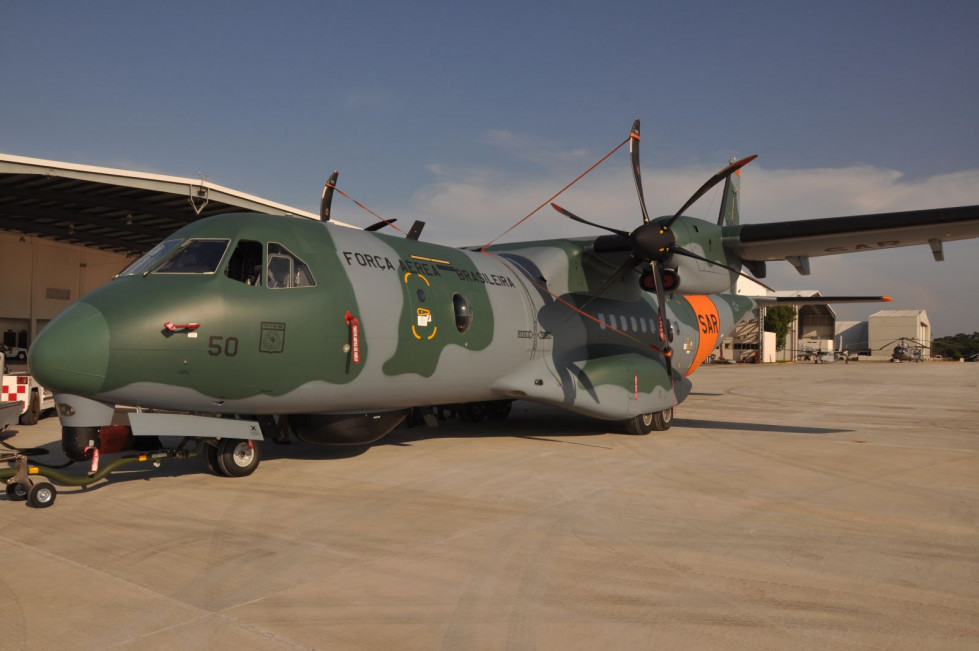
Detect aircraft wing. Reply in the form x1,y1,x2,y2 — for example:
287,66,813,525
723,205,979,262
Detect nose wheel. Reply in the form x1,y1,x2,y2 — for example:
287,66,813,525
206,439,262,477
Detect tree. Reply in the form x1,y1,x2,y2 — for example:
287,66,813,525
764,305,797,351
931,332,979,360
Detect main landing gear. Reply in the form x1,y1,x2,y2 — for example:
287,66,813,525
625,407,674,435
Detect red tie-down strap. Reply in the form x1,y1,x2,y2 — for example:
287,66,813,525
163,322,201,332
345,310,361,364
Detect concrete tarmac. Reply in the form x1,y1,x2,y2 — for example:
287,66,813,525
1,362,977,650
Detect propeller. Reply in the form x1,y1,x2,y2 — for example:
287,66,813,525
552,119,764,379
627,119,673,378
320,170,339,222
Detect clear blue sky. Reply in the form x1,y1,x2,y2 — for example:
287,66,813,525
2,1,978,336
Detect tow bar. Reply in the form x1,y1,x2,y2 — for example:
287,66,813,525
1,438,203,508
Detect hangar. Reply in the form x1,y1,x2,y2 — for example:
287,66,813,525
0,153,323,352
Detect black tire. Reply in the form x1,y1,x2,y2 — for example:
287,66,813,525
215,439,261,478
27,482,56,508
204,443,222,475
625,407,674,435
459,403,486,423
626,412,656,435
485,400,513,420
6,482,28,501
16,352,26,361
19,391,40,426
652,407,674,431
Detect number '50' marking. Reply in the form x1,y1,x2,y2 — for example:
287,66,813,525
207,335,239,357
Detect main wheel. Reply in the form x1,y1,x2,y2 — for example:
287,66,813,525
652,407,674,431
19,391,41,426
27,482,56,508
6,482,28,501
625,407,674,435
485,400,513,420
626,412,656,435
204,443,222,475
459,403,486,423
215,439,261,477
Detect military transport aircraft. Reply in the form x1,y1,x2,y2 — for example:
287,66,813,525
5,119,979,507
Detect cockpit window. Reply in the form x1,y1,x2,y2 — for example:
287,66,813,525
225,239,264,285
267,243,315,289
154,239,230,274
117,238,184,277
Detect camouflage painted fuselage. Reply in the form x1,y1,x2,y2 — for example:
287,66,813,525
30,213,756,423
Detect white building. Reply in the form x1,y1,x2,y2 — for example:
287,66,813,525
868,309,931,360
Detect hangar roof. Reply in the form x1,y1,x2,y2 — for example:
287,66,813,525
869,309,927,318
0,153,347,255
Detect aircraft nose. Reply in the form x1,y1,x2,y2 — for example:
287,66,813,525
29,302,110,396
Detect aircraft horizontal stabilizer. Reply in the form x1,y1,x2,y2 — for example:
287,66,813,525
750,295,893,305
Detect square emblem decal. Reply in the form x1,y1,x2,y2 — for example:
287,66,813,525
260,321,286,353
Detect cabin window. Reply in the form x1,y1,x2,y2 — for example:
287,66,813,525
117,238,183,276
608,314,618,330
225,239,264,285
453,293,472,333
598,313,607,330
267,243,316,289
155,239,230,274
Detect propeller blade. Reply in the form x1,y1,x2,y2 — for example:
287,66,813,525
364,218,398,232
671,245,775,291
579,257,639,311
320,170,339,222
629,119,651,225
665,154,757,229
551,203,629,237
649,260,673,379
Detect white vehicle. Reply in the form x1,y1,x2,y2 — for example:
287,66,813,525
1,366,53,425
2,345,28,362
0,353,24,430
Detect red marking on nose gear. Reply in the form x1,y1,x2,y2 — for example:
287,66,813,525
345,310,361,364
84,446,100,473
163,322,200,332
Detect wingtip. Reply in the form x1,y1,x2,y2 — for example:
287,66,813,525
882,296,893,302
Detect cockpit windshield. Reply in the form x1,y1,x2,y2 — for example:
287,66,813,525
117,238,231,277
155,239,230,274
117,238,184,277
